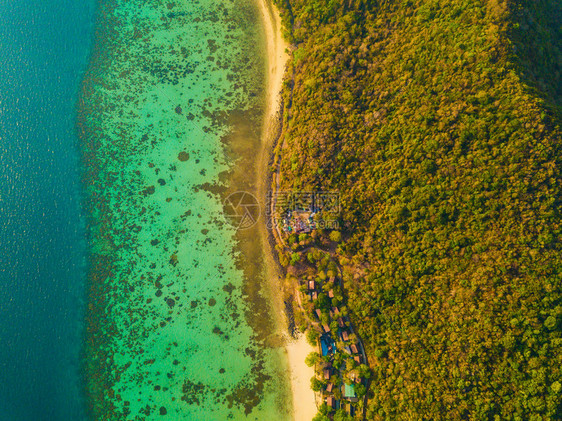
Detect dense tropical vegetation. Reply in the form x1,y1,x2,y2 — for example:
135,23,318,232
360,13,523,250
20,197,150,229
271,0,562,419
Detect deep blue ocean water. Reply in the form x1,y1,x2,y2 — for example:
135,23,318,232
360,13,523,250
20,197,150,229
0,0,94,419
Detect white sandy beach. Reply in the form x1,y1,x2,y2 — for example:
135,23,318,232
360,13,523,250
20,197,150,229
285,334,318,420
257,0,288,123
255,1,318,420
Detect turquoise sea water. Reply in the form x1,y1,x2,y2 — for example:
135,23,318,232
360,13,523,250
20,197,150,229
0,0,94,419
79,0,290,419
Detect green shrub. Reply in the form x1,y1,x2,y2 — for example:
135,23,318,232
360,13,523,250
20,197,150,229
329,230,342,243
290,252,301,265
306,328,320,346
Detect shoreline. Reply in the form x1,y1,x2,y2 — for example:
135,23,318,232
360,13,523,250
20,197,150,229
79,0,292,418
254,1,318,420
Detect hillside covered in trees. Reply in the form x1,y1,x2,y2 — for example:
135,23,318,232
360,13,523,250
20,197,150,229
271,0,562,419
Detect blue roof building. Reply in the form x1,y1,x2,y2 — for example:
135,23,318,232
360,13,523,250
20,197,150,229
320,335,335,356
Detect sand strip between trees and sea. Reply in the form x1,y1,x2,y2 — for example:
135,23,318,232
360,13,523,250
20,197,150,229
255,1,318,420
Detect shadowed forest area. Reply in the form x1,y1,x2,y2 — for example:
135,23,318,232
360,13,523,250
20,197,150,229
271,0,562,419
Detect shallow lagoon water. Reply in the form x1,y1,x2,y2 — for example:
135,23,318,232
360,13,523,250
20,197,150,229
79,0,290,419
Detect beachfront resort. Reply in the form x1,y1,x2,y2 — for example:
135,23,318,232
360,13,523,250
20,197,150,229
270,190,371,419
305,274,370,418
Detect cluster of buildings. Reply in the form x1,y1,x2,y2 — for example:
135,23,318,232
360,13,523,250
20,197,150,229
271,191,363,417
269,190,340,234
281,210,316,234
307,277,365,417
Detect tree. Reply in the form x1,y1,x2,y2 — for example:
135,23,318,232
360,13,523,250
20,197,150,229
290,252,301,266
306,328,320,346
329,230,342,243
305,352,321,367
316,293,331,310
355,383,367,397
334,409,354,421
358,364,372,379
311,377,324,392
313,403,331,421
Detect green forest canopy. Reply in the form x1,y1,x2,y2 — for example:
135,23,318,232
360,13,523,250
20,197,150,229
272,0,562,419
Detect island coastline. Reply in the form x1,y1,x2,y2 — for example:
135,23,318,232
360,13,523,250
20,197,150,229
254,1,318,420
